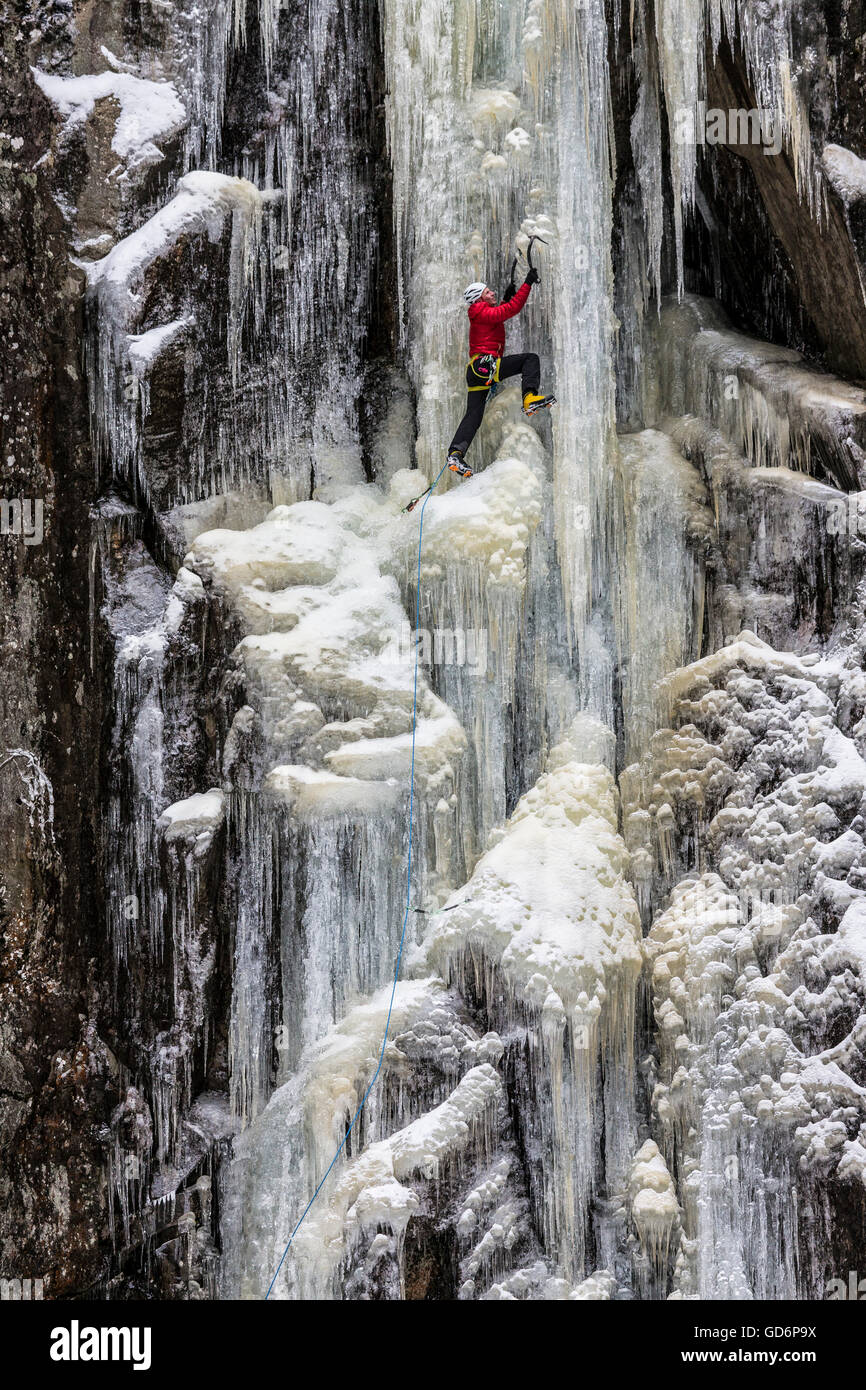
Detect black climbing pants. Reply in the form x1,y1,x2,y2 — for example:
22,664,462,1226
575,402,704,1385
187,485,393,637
449,351,541,457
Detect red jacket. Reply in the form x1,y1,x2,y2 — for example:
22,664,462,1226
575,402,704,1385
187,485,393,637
467,281,531,358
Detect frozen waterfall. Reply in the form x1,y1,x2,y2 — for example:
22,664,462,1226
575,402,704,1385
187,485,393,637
12,0,866,1310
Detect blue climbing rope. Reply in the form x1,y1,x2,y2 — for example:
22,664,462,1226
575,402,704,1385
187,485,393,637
265,462,450,1300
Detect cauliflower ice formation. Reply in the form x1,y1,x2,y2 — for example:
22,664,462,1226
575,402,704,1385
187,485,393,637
221,977,510,1299
421,731,642,1279
628,631,866,1297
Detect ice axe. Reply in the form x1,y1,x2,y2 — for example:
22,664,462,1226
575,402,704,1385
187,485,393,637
504,234,548,297
525,233,548,270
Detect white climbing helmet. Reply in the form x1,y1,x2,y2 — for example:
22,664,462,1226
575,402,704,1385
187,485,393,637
463,282,487,305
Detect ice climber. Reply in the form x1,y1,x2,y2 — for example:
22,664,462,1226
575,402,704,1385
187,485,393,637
446,266,556,480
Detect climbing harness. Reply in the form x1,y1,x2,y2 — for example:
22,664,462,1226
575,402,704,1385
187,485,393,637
467,352,501,393
265,461,450,1300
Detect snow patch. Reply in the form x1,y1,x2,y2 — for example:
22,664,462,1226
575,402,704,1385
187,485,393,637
822,143,866,206
32,67,186,170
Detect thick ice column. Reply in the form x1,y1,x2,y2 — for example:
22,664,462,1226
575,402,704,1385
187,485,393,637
382,0,619,701
422,731,643,1280
381,0,479,477
616,429,712,763
395,420,545,847
654,0,703,290
539,0,618,663
186,497,468,1123
222,727,643,1299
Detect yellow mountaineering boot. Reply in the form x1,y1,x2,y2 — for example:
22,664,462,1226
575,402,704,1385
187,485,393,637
522,391,556,417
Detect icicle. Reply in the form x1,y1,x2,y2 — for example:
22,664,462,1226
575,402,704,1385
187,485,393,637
86,174,264,506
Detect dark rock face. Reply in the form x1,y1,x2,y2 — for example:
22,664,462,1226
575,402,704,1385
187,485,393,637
704,28,866,380
668,2,866,381
0,20,109,1298
2,0,394,1298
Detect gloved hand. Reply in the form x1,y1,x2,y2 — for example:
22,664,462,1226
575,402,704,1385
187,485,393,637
525,267,540,286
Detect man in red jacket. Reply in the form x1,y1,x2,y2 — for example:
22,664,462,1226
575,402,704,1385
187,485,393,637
446,268,555,479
